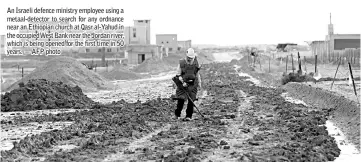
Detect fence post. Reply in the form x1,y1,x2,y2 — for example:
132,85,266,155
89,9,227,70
331,57,341,90
297,52,301,74
22,67,24,78
348,62,357,97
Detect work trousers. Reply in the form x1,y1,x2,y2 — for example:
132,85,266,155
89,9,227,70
175,98,194,118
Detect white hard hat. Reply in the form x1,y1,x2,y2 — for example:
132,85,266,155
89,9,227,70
186,48,196,58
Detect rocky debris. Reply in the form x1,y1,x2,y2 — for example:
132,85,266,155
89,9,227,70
284,82,360,151
219,140,228,145
280,72,360,85
1,79,97,112
1,61,347,161
200,63,341,161
6,56,112,92
281,72,315,85
1,98,175,161
230,59,241,65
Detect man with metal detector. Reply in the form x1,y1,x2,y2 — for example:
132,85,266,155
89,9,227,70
172,48,202,121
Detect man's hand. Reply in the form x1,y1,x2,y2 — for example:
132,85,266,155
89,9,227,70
179,76,183,83
182,82,188,87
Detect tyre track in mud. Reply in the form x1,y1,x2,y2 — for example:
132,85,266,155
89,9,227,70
101,62,342,161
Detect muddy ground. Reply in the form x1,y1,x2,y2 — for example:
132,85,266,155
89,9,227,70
1,52,360,162
233,54,360,153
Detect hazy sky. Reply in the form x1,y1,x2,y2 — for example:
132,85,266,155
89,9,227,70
1,0,360,46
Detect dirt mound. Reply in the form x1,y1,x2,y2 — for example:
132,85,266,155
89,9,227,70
284,82,360,151
281,72,315,85
1,79,96,112
230,59,240,65
6,56,112,92
132,57,174,74
101,65,148,80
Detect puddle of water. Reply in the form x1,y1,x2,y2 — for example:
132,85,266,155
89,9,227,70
54,144,79,151
234,65,261,85
213,52,242,62
280,94,360,161
110,71,176,84
86,80,174,104
1,109,89,121
325,121,361,162
1,121,73,151
280,92,308,106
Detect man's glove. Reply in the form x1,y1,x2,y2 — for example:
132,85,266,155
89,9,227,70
182,82,188,87
179,76,183,83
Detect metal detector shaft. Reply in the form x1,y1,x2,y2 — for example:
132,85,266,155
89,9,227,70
181,86,205,118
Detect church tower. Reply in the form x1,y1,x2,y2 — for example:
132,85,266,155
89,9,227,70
328,13,334,36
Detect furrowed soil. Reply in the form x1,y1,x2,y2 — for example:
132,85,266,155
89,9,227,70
235,53,360,154
1,59,349,161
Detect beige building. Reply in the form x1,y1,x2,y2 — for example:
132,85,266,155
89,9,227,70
326,34,360,52
0,35,5,55
124,20,151,45
325,14,360,53
309,14,360,63
125,44,162,64
177,40,192,51
156,34,178,54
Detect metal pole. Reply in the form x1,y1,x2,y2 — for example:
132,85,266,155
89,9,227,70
331,57,341,90
298,52,301,74
22,67,24,78
348,62,357,97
